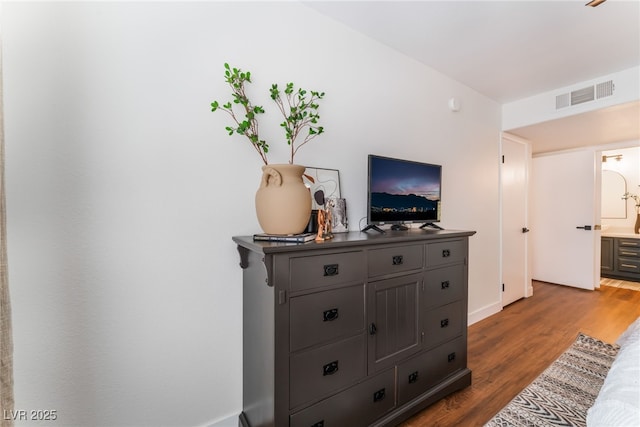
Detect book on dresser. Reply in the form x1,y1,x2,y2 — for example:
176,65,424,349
234,229,476,427
253,232,316,243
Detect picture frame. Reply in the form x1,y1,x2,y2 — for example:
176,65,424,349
303,167,341,210
327,197,348,232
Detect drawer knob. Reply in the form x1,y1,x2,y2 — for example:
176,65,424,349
311,422,324,427
323,308,339,322
408,371,419,384
448,352,456,362
373,388,386,402
442,249,451,258
441,280,450,289
392,255,404,265
323,264,339,277
322,360,339,376
440,318,449,328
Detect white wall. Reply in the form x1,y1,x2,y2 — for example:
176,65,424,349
2,2,501,426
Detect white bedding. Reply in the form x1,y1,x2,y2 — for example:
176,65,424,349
586,317,640,427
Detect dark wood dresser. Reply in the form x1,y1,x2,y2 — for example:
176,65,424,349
233,229,475,427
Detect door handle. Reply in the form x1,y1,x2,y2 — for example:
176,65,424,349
522,227,530,233
576,225,592,230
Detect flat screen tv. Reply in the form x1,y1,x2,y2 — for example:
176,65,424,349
363,155,442,232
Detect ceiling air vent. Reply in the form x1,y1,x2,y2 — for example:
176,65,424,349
555,80,615,110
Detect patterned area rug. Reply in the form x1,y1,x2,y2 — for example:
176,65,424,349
484,333,619,427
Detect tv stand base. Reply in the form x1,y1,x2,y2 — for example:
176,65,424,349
361,224,385,233
391,224,409,231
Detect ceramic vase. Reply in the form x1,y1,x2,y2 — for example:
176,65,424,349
255,164,312,235
635,213,640,234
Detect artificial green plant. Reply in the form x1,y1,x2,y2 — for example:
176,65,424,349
211,63,325,165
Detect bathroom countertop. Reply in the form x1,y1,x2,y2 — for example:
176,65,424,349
601,232,640,239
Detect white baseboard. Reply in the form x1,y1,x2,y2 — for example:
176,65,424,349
468,301,502,326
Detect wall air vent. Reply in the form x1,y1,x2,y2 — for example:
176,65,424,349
571,86,595,105
556,93,570,109
596,80,614,99
555,80,615,110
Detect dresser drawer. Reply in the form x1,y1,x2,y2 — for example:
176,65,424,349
618,246,640,259
368,244,423,277
290,251,366,291
423,300,464,348
425,239,466,268
290,334,366,409
423,265,464,308
290,368,395,427
618,239,640,249
397,336,465,405
618,258,640,273
290,285,365,352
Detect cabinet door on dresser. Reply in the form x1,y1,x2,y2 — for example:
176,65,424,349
367,273,421,372
601,237,614,272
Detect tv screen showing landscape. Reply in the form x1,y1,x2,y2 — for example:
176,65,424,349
368,155,441,224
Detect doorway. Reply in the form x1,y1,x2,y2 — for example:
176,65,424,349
599,146,640,288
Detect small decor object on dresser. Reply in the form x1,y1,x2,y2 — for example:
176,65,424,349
315,207,334,241
327,197,348,232
303,167,341,210
255,164,311,235
253,232,316,243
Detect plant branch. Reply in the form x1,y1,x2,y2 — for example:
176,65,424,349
211,63,269,165
212,64,325,165
270,83,325,164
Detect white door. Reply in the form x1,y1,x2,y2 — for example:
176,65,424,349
531,150,599,290
501,136,531,306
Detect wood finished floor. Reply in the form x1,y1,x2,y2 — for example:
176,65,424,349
600,276,640,291
399,280,640,427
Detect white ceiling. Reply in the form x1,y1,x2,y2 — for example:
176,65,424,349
305,0,640,153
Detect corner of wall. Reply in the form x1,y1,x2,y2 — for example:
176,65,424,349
468,301,503,326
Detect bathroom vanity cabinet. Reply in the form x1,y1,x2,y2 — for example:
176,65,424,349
601,235,640,282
